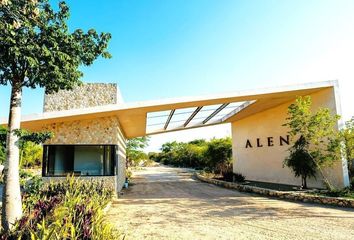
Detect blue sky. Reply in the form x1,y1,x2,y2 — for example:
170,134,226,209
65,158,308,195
1,0,354,151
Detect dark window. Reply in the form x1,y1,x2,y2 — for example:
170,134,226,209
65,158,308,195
43,145,116,177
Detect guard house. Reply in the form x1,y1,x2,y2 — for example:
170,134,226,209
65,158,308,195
0,80,350,191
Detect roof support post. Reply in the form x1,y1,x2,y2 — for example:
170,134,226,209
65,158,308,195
164,109,175,130
183,106,202,127
202,103,229,124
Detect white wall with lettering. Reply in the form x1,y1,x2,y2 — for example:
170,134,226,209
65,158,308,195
232,87,348,188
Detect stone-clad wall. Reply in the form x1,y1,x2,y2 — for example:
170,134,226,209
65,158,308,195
117,155,126,191
116,120,127,192
43,116,125,145
43,83,120,112
43,116,127,192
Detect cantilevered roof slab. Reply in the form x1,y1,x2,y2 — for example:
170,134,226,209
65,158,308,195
0,81,338,139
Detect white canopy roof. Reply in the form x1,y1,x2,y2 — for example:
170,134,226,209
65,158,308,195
0,80,338,138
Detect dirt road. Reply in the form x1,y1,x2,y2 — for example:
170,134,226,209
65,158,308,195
107,165,354,240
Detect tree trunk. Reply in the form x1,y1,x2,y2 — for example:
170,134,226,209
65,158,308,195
1,82,23,231
312,158,334,190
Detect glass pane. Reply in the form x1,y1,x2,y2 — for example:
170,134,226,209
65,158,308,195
47,145,74,175
74,146,104,175
44,145,116,176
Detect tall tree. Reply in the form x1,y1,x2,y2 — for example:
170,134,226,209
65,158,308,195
283,96,341,189
0,0,111,230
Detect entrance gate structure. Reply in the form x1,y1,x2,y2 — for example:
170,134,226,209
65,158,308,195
0,80,349,191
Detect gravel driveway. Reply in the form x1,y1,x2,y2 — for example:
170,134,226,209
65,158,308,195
107,165,354,240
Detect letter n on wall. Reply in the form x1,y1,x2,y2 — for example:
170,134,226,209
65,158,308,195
280,135,290,146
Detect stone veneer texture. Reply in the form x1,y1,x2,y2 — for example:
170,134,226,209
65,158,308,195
117,157,126,191
43,116,126,146
43,83,119,112
43,115,127,192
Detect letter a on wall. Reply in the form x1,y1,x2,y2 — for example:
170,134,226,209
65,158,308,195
245,140,252,148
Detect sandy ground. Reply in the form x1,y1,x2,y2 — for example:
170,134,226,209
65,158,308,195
107,165,354,240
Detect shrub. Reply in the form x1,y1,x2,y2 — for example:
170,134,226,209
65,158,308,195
342,117,354,178
141,159,156,167
222,171,234,182
324,188,354,199
350,177,354,191
149,137,232,173
20,141,43,168
0,145,5,164
205,138,232,174
1,176,117,239
126,168,132,179
19,169,35,186
233,173,246,182
220,171,246,182
148,152,160,162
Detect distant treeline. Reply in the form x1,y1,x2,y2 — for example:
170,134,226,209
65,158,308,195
149,137,232,174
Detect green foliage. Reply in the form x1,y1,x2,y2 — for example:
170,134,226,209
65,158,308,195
0,126,7,164
205,137,232,174
1,176,117,239
283,96,341,189
0,126,6,148
20,141,43,168
0,127,51,167
126,168,132,179
284,136,317,188
1,0,110,228
14,129,53,145
221,172,245,182
233,173,246,182
19,168,35,186
0,126,52,148
342,117,354,177
157,141,209,169
322,188,354,199
150,137,233,175
127,137,150,167
127,136,150,150
0,0,111,92
0,127,6,163
0,145,5,164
